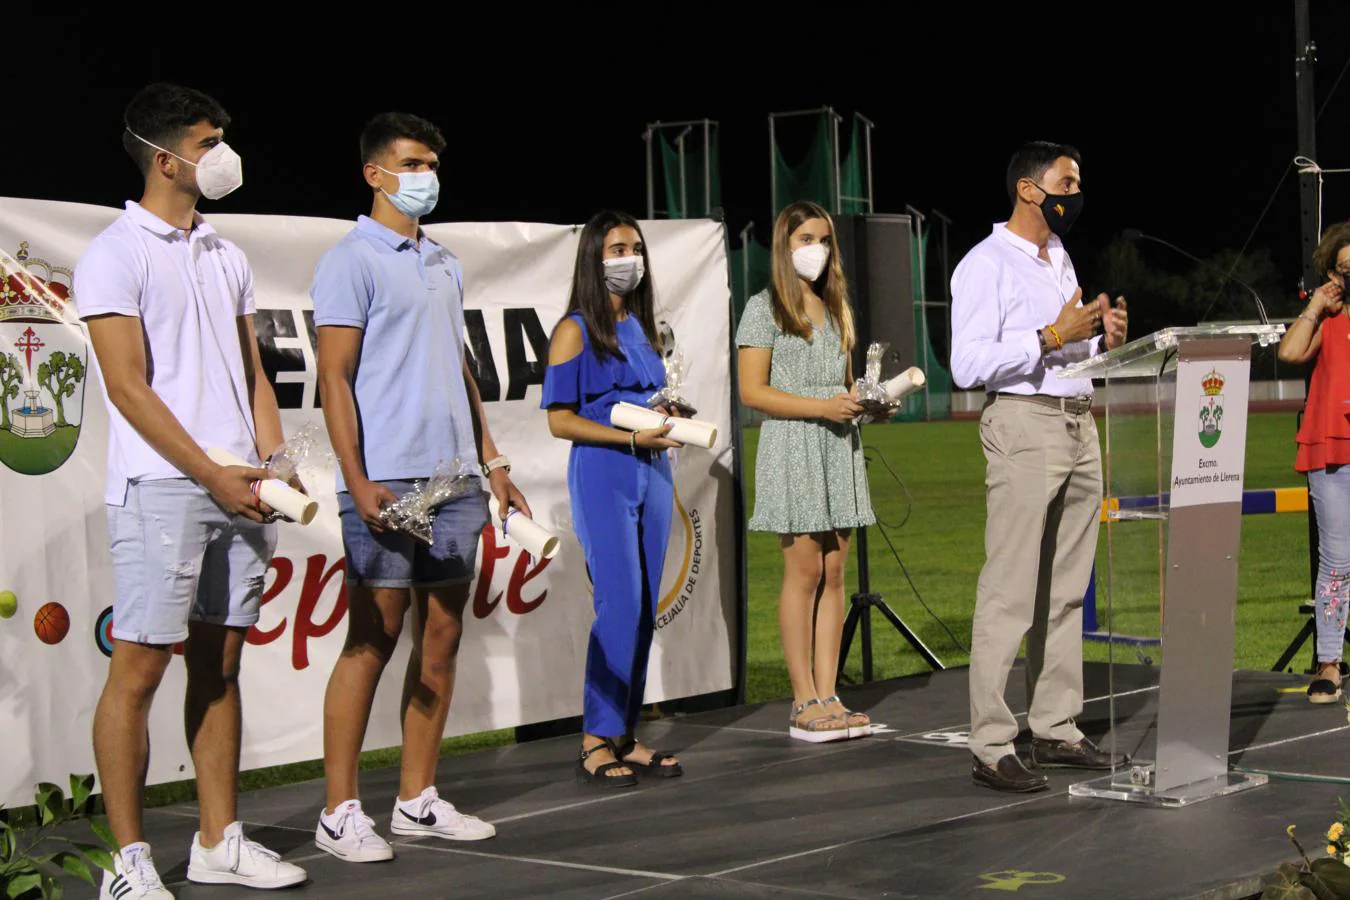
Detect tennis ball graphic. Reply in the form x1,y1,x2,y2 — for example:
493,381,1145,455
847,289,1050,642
0,590,16,620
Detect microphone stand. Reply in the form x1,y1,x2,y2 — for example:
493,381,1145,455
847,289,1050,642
1123,229,1270,325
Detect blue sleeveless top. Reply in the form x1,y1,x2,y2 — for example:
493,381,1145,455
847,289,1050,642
540,312,666,426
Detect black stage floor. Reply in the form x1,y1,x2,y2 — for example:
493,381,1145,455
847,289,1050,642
82,663,1350,899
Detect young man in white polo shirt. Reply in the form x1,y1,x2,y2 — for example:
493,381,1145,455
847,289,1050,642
951,141,1129,794
310,112,530,862
77,83,307,898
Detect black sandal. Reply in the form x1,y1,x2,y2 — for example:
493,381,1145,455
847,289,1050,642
1308,662,1347,705
614,736,684,778
576,741,638,788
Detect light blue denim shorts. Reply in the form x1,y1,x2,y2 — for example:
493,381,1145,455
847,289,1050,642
106,478,277,645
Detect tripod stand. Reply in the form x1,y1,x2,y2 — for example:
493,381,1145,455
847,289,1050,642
836,441,944,682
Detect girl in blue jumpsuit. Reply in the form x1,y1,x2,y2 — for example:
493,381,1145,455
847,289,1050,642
542,210,684,788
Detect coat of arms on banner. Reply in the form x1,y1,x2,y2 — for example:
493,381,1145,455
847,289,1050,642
1198,369,1224,450
0,242,88,475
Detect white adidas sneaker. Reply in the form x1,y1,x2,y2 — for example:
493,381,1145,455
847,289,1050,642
99,842,173,899
389,786,496,841
315,799,394,863
186,821,307,889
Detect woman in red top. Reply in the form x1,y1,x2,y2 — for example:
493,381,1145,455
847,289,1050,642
1278,222,1350,703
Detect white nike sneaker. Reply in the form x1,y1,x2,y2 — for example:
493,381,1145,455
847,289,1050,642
315,799,394,863
186,821,307,889
389,786,496,841
100,842,173,899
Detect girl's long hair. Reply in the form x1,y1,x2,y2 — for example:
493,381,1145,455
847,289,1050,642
767,200,856,353
563,209,661,359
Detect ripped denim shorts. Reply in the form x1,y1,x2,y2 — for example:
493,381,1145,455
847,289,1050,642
106,478,278,646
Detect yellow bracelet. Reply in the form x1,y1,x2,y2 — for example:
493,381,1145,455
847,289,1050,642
1045,324,1065,350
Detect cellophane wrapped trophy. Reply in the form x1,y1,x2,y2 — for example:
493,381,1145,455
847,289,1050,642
647,344,698,418
853,342,895,419
378,459,480,546
265,422,335,484
206,422,334,526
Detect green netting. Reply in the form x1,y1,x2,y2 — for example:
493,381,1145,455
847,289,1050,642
729,238,771,325
771,111,866,214
839,118,868,214
657,128,721,219
773,111,834,212
892,228,953,421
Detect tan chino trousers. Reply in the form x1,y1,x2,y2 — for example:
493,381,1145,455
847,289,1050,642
968,395,1102,765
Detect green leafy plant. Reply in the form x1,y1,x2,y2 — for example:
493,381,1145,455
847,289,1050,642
1264,818,1350,900
0,776,117,900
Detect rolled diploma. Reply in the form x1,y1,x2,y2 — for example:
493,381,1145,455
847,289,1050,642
488,497,560,559
610,401,717,449
882,367,927,403
205,448,319,525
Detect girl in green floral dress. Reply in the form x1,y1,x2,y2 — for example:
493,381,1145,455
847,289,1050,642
735,200,875,742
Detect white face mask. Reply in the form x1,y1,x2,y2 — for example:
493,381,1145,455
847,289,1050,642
603,255,645,294
128,129,243,200
792,243,830,282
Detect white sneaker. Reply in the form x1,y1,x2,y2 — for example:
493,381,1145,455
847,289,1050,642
186,821,307,889
315,799,394,863
100,843,173,899
389,786,496,841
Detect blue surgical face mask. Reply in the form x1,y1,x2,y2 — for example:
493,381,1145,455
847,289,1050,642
377,165,439,219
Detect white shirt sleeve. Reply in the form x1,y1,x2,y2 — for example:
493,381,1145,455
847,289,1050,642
950,254,1042,390
1057,332,1104,364
74,235,144,320
238,257,257,317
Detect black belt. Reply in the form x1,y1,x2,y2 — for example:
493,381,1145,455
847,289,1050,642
990,392,1093,415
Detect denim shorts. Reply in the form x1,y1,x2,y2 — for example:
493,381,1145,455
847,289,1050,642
107,478,278,645
338,482,490,588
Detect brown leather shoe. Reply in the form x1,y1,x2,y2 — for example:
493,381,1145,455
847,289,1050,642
1030,736,1122,770
972,753,1049,793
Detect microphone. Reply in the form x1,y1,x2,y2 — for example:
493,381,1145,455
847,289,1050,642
1123,229,1270,325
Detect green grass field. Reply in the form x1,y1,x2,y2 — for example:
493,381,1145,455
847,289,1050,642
144,411,1313,807
745,411,1311,702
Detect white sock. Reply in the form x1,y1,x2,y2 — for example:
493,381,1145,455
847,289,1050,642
323,800,358,822
120,842,150,867
396,788,433,810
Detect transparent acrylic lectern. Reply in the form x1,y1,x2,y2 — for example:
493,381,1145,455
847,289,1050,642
1057,323,1284,807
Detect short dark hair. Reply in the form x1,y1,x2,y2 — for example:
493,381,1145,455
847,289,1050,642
1006,141,1082,205
121,83,231,175
360,112,446,164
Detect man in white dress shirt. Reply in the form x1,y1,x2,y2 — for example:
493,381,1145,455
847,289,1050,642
950,141,1128,793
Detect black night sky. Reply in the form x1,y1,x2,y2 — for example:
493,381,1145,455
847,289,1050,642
7,7,1350,323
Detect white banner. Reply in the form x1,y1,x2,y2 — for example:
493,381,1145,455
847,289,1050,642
0,197,739,807
1169,356,1250,508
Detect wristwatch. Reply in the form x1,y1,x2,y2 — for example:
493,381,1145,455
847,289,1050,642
480,455,511,477
1036,328,1051,355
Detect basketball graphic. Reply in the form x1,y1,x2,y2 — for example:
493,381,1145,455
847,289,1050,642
33,601,69,645
94,606,115,657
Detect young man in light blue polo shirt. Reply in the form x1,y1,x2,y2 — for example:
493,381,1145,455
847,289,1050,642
311,112,530,862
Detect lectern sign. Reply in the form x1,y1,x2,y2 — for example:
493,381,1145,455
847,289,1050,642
1057,325,1278,807
1170,358,1249,509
